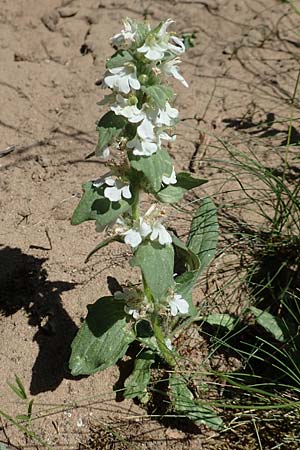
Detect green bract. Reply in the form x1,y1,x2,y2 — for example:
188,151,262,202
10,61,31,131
69,17,221,430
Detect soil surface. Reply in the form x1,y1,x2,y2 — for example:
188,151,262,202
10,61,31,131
1,0,299,448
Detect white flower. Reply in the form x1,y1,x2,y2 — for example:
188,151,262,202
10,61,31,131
167,35,185,55
104,176,132,202
111,94,145,123
124,217,152,248
162,167,177,185
137,19,185,61
104,63,140,94
124,305,140,319
111,18,137,47
150,222,172,245
160,58,188,87
127,117,158,156
168,293,189,316
127,135,158,156
155,102,179,127
138,37,167,61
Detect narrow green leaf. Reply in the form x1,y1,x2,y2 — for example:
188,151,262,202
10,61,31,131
27,399,34,418
71,181,133,227
124,350,156,400
187,197,218,274
205,314,237,331
16,414,30,422
131,241,174,301
129,147,173,192
85,235,123,263
142,85,174,109
69,296,135,375
157,172,207,203
249,306,287,342
8,375,27,400
169,374,223,430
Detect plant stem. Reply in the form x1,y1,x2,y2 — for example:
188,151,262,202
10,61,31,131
132,188,140,222
151,313,176,367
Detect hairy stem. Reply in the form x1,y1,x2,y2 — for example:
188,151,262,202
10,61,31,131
151,312,176,367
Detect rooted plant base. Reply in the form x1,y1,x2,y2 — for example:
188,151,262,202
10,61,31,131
1,0,300,448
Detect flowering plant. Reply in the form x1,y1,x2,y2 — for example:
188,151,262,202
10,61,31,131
69,18,221,429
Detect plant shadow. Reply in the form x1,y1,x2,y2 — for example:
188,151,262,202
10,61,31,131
0,245,78,394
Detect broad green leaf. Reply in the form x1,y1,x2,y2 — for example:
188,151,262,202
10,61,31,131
106,50,133,69
169,374,223,430
249,306,287,342
142,84,174,109
71,181,133,227
96,111,127,156
187,197,218,274
205,314,236,331
131,241,174,301
157,172,207,203
69,296,135,375
124,350,156,400
129,147,173,192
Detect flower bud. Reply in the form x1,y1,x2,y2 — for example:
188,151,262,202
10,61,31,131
139,74,149,85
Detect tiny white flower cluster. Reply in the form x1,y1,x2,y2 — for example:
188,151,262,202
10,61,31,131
114,287,148,319
102,17,188,159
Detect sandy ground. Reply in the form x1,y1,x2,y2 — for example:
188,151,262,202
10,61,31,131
1,0,300,448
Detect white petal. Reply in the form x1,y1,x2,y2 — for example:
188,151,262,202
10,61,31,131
104,186,122,202
139,219,152,237
129,75,141,91
162,167,177,185
104,176,115,187
169,301,178,316
121,185,132,199
168,35,185,54
158,19,174,39
124,229,142,248
174,295,189,314
137,117,155,140
118,76,130,94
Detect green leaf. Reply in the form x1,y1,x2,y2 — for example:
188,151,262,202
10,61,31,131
106,50,133,69
124,350,156,400
8,375,27,400
172,235,201,317
71,181,133,227
169,374,223,430
142,85,174,109
85,235,123,263
249,307,287,342
187,197,218,274
204,314,237,331
69,296,135,375
96,111,127,156
129,147,173,193
135,320,159,352
0,444,9,450
131,241,174,301
157,172,207,203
